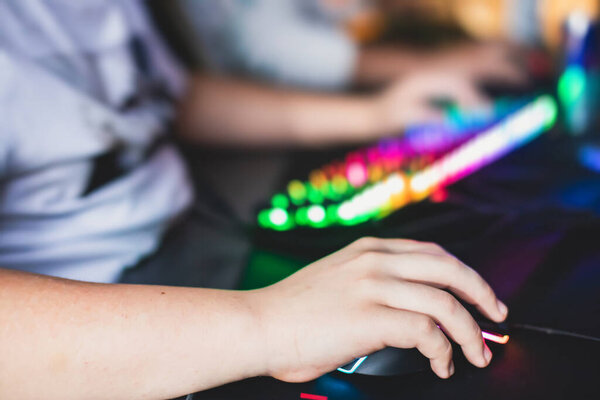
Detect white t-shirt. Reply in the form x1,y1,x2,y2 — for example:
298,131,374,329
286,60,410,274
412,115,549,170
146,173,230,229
0,0,194,283
180,0,358,90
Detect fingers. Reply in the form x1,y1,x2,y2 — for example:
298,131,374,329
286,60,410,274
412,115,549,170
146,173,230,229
484,45,529,84
375,279,490,369
339,237,506,372
339,237,448,265
374,308,454,378
483,60,528,85
406,103,447,126
348,237,448,257
345,238,507,323
471,56,527,85
375,252,507,322
450,42,529,85
379,72,492,131
442,80,491,110
403,71,491,109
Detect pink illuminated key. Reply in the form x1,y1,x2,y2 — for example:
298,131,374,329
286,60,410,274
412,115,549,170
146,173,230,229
300,393,328,400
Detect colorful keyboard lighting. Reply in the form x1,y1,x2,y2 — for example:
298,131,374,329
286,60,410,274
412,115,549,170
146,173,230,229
259,96,557,230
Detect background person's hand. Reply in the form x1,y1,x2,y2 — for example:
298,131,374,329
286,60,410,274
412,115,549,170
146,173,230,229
373,70,492,135
250,237,508,382
431,42,528,86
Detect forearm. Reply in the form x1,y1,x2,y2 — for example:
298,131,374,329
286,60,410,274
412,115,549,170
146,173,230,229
176,74,383,148
0,269,264,400
355,45,428,85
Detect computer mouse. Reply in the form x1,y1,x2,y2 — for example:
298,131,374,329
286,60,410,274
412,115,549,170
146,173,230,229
337,324,510,377
337,347,429,376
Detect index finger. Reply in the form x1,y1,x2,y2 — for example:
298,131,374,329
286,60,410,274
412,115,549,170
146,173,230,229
374,252,508,322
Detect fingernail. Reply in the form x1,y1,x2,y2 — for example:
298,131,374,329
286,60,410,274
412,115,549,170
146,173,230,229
483,345,492,364
448,361,455,376
497,300,508,317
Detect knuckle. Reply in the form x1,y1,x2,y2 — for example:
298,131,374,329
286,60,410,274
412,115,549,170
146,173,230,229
353,236,379,250
355,250,382,267
434,291,460,315
448,257,466,273
430,253,462,274
355,276,378,298
423,241,445,253
444,296,461,316
469,322,483,342
458,316,482,343
443,257,469,280
417,316,437,335
433,337,452,357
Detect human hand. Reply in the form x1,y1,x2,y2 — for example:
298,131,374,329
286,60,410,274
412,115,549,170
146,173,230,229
373,70,491,135
250,237,508,382
432,42,528,86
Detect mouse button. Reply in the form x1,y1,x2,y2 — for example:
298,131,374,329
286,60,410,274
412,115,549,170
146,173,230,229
357,348,429,376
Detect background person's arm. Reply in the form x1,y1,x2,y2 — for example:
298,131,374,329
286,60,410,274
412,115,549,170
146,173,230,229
176,74,384,148
175,72,488,148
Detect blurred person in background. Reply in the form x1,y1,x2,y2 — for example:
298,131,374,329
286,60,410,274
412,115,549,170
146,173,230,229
165,0,530,148
0,1,513,398
173,0,599,147
178,0,526,89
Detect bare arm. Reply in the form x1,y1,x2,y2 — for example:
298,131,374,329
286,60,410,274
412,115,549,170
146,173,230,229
176,72,498,149
176,74,384,148
356,45,426,86
1,237,508,399
0,269,263,400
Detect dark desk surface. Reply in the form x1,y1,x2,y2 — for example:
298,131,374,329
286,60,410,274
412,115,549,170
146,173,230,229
184,131,600,400
193,330,598,400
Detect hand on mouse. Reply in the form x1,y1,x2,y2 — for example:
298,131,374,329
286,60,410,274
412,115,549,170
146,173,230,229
373,71,492,136
249,237,508,381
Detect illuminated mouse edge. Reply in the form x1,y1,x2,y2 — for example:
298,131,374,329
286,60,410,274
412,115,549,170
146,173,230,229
482,331,510,344
337,356,368,374
335,330,509,375
258,95,558,231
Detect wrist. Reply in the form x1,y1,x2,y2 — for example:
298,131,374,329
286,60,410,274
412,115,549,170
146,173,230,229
370,93,402,137
230,289,271,379
353,96,388,141
243,286,291,380
285,92,389,147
